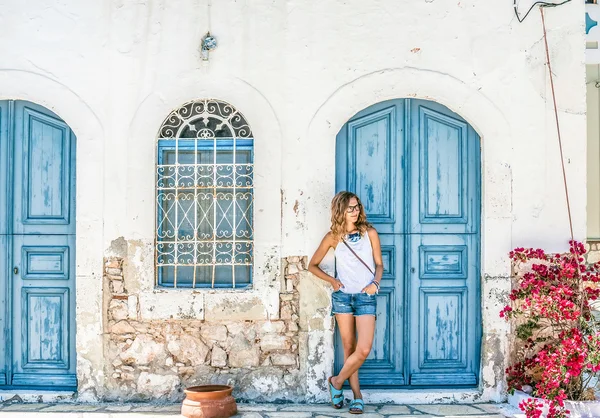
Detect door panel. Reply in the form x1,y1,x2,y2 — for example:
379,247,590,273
336,98,480,388
336,101,404,235
409,100,479,234
0,100,76,390
335,100,406,386
11,234,76,387
408,234,479,386
13,102,74,235
0,101,8,235
0,235,7,386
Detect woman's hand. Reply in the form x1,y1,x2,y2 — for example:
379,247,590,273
362,282,378,296
331,279,344,292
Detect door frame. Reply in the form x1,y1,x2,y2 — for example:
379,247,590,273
0,100,77,390
0,71,105,399
305,68,512,402
333,98,481,388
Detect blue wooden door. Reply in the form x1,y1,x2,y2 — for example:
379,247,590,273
335,99,480,387
0,100,76,389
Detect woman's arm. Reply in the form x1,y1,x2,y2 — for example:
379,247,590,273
362,227,384,295
308,232,344,291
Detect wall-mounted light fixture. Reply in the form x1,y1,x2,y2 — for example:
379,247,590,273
201,32,217,61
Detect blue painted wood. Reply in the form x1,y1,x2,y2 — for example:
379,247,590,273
407,99,481,386
0,100,76,389
13,103,74,234
335,101,406,387
0,235,7,386
22,246,69,280
335,98,480,388
337,101,404,235
409,101,478,234
0,101,8,385
0,101,8,236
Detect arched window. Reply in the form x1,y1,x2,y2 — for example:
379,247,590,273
156,99,253,288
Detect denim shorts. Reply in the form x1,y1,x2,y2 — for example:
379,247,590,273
331,291,377,317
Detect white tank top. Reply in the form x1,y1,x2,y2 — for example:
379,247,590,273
335,231,376,294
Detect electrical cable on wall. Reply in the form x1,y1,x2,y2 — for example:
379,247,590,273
514,0,571,23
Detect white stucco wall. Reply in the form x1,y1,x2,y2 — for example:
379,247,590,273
0,0,586,402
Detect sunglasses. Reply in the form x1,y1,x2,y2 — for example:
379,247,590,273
346,204,361,213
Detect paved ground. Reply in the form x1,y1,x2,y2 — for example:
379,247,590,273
0,402,521,417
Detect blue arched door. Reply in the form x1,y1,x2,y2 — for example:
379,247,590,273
335,98,481,387
0,100,77,389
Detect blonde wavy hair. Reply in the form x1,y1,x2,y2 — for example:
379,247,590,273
330,191,371,241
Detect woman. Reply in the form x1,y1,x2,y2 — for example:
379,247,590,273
308,191,384,414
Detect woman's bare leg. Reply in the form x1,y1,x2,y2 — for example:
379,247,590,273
334,314,361,398
331,315,375,390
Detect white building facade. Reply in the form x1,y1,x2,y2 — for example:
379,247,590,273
0,0,586,404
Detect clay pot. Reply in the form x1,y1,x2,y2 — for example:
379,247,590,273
181,385,237,418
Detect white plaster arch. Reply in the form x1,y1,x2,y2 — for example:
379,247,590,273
305,67,513,402
0,69,105,400
127,74,284,321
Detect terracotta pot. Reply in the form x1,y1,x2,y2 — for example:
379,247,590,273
181,385,237,418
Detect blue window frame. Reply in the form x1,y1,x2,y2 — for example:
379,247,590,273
155,100,254,289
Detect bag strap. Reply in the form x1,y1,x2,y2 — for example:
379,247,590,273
341,238,375,276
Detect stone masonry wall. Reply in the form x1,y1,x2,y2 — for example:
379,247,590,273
586,241,600,265
103,257,306,402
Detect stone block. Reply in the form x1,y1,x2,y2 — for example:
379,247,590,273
270,353,297,366
106,268,122,276
109,299,129,321
201,324,228,342
211,345,227,367
136,372,178,398
128,295,138,320
257,321,287,334
205,295,266,321
228,334,260,368
167,334,209,366
120,334,166,366
106,259,121,269
111,321,136,334
121,372,135,381
287,264,300,275
298,273,330,331
132,322,148,333
226,322,245,336
179,366,195,375
138,291,204,320
588,250,600,264
260,334,291,351
287,321,299,332
280,304,293,320
111,280,124,294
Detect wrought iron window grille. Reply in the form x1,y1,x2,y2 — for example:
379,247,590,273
156,99,254,289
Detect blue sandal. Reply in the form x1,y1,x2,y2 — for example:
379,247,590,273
327,377,344,409
349,398,364,414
